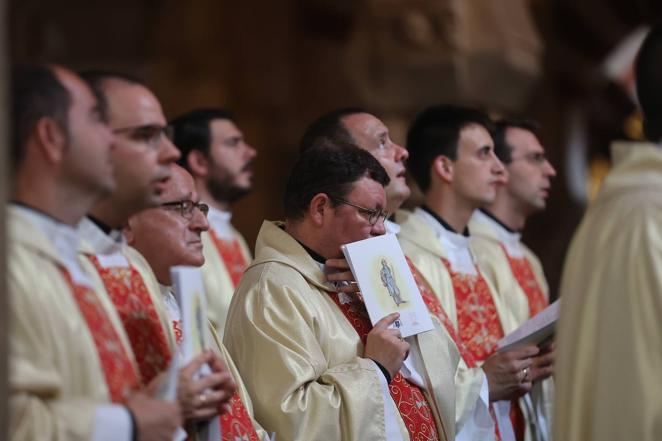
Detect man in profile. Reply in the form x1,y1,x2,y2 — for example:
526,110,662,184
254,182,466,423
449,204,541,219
125,164,267,440
225,142,457,440
9,64,180,440
554,25,662,441
170,109,257,337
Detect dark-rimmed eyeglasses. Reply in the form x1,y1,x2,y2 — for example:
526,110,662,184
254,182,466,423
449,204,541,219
113,124,174,149
329,196,388,226
160,200,209,219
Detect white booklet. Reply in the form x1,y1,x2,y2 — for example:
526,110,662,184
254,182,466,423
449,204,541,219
497,299,560,352
171,266,221,441
341,234,434,338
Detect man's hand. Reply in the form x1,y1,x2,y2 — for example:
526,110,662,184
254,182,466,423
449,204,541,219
177,350,236,422
126,376,182,441
482,345,539,401
364,313,409,379
529,342,555,382
325,258,361,295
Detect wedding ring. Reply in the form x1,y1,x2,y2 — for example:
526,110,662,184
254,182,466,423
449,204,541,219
521,367,530,383
199,393,207,404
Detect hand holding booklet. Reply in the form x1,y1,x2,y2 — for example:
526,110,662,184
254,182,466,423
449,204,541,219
497,299,560,352
341,234,434,338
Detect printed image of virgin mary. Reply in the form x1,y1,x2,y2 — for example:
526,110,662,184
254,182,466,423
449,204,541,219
379,258,406,306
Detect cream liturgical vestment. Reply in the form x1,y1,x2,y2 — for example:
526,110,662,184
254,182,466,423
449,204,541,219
224,221,458,441
77,216,178,378
201,207,252,338
396,208,521,440
469,210,554,441
8,205,139,441
554,141,662,441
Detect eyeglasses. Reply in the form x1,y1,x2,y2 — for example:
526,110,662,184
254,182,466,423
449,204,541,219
160,200,209,219
512,152,549,166
113,124,174,149
329,196,388,226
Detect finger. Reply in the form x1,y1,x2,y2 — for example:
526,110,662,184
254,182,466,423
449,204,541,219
510,344,540,359
532,351,555,367
373,312,400,330
336,282,360,294
206,351,230,374
326,270,354,282
145,372,167,396
180,350,213,378
517,381,533,395
192,372,235,394
324,258,350,270
193,389,232,409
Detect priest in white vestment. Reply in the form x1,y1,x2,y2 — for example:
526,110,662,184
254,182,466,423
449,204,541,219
170,109,256,338
225,143,458,441
554,26,662,441
9,65,180,441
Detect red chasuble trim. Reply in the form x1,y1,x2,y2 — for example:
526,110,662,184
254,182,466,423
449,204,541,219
499,245,548,317
88,256,172,386
406,257,478,368
219,392,260,441
327,291,441,441
165,309,259,441
59,268,140,403
209,230,249,288
440,258,524,441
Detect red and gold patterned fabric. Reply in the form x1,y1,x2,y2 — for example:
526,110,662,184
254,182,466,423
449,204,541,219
499,245,548,317
209,231,249,288
219,392,261,441
88,256,172,385
59,268,140,403
327,290,441,441
406,257,478,368
440,258,524,441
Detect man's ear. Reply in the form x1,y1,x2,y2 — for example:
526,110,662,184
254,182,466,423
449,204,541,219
308,193,331,227
431,155,454,184
187,150,209,178
34,117,67,164
122,222,135,245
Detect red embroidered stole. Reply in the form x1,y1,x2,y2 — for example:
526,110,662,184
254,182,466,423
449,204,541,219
209,230,248,288
59,268,140,403
440,258,524,441
172,320,184,346
499,245,548,317
327,291,440,441
219,392,260,441
405,257,478,368
88,256,172,385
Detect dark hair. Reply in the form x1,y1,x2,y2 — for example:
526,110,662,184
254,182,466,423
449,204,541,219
169,108,235,169
283,141,390,220
636,26,662,141
299,107,367,152
493,118,540,164
11,65,71,167
78,70,147,122
407,104,494,192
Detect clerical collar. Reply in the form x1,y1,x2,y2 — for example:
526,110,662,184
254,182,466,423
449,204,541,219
297,239,327,265
11,203,93,287
384,219,401,235
207,205,235,240
78,217,128,261
87,214,113,235
479,208,518,233
420,205,470,237
11,201,70,226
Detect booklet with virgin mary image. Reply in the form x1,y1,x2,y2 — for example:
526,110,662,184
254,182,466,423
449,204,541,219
342,234,434,337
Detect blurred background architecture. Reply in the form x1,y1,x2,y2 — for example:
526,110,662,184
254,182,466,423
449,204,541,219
4,3,662,378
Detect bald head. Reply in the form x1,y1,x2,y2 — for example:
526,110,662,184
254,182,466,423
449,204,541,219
125,165,210,285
